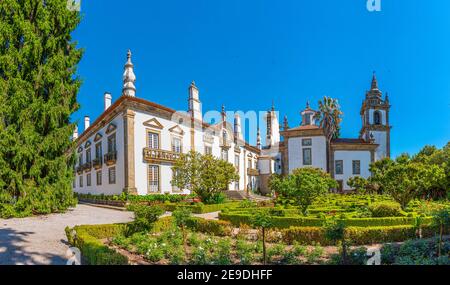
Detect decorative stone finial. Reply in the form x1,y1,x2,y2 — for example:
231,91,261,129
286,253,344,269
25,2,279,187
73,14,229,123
283,115,289,130
371,71,378,90
122,49,137,97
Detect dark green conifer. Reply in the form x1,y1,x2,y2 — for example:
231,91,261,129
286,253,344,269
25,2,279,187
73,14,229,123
0,0,82,217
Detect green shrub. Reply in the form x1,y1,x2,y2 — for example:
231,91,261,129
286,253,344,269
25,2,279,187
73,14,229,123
65,224,128,265
185,218,232,236
369,202,404,217
127,205,164,234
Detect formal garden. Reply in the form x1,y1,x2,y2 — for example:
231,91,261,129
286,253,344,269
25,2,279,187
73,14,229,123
65,143,450,265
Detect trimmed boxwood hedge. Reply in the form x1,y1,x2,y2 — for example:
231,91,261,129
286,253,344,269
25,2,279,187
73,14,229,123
163,202,241,214
281,225,443,246
65,224,128,265
218,212,433,229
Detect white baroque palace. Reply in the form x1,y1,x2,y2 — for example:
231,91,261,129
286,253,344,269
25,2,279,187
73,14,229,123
73,51,391,195
73,51,261,196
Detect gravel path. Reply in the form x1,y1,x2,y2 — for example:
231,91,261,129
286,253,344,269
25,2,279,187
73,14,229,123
0,204,134,265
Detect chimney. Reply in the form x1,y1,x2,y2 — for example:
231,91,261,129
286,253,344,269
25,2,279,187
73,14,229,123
72,125,79,140
84,116,90,131
104,92,112,111
188,81,202,121
234,114,243,141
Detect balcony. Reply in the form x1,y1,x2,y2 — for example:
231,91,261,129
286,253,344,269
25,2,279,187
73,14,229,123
76,165,83,174
92,158,102,170
143,148,181,163
247,168,259,176
104,151,117,166
83,162,92,172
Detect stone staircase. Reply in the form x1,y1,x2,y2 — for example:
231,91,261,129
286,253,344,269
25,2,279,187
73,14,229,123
224,191,273,202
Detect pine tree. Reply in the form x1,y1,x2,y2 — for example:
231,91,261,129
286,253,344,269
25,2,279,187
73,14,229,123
0,0,82,217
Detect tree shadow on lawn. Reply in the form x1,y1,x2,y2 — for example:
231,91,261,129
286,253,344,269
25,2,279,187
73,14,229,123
0,227,67,265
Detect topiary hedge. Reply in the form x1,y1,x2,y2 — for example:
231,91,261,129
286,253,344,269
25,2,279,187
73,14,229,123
185,217,232,236
65,224,129,265
218,212,433,228
281,225,444,246
163,202,240,214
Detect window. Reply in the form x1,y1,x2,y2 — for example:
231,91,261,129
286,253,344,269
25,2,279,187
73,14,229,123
235,155,240,171
172,137,182,153
248,158,252,169
79,175,83,188
204,145,212,155
148,165,160,193
374,111,382,125
302,139,312,146
95,143,102,160
96,171,102,186
335,160,344,175
107,134,117,153
222,130,228,143
85,149,91,163
87,173,91,186
254,160,258,170
303,148,312,165
221,149,228,161
172,169,181,192
108,167,116,184
147,131,159,149
73,179,76,188
78,153,83,166
352,160,361,175
304,114,311,125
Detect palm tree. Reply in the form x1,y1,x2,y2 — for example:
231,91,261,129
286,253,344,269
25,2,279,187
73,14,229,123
314,96,343,174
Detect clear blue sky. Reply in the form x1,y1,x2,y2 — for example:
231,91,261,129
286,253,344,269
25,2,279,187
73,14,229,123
72,0,450,158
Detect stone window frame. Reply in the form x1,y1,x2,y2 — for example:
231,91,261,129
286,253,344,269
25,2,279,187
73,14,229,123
96,170,102,186
107,133,117,154
146,129,161,150
374,110,382,125
352,160,361,175
108,167,116,184
86,173,92,187
302,138,312,146
148,164,161,193
221,148,229,162
302,148,312,166
171,135,183,154
171,168,183,193
95,142,103,161
335,160,344,175
204,144,213,155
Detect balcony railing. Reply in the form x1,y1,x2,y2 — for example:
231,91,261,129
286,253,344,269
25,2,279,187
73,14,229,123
92,158,102,170
104,151,117,166
83,162,92,172
247,168,259,176
143,148,181,163
76,165,83,174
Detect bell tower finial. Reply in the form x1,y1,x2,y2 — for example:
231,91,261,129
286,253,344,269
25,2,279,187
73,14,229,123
371,71,378,90
122,49,137,97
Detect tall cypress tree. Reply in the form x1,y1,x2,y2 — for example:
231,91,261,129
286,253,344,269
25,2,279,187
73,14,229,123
0,0,82,217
